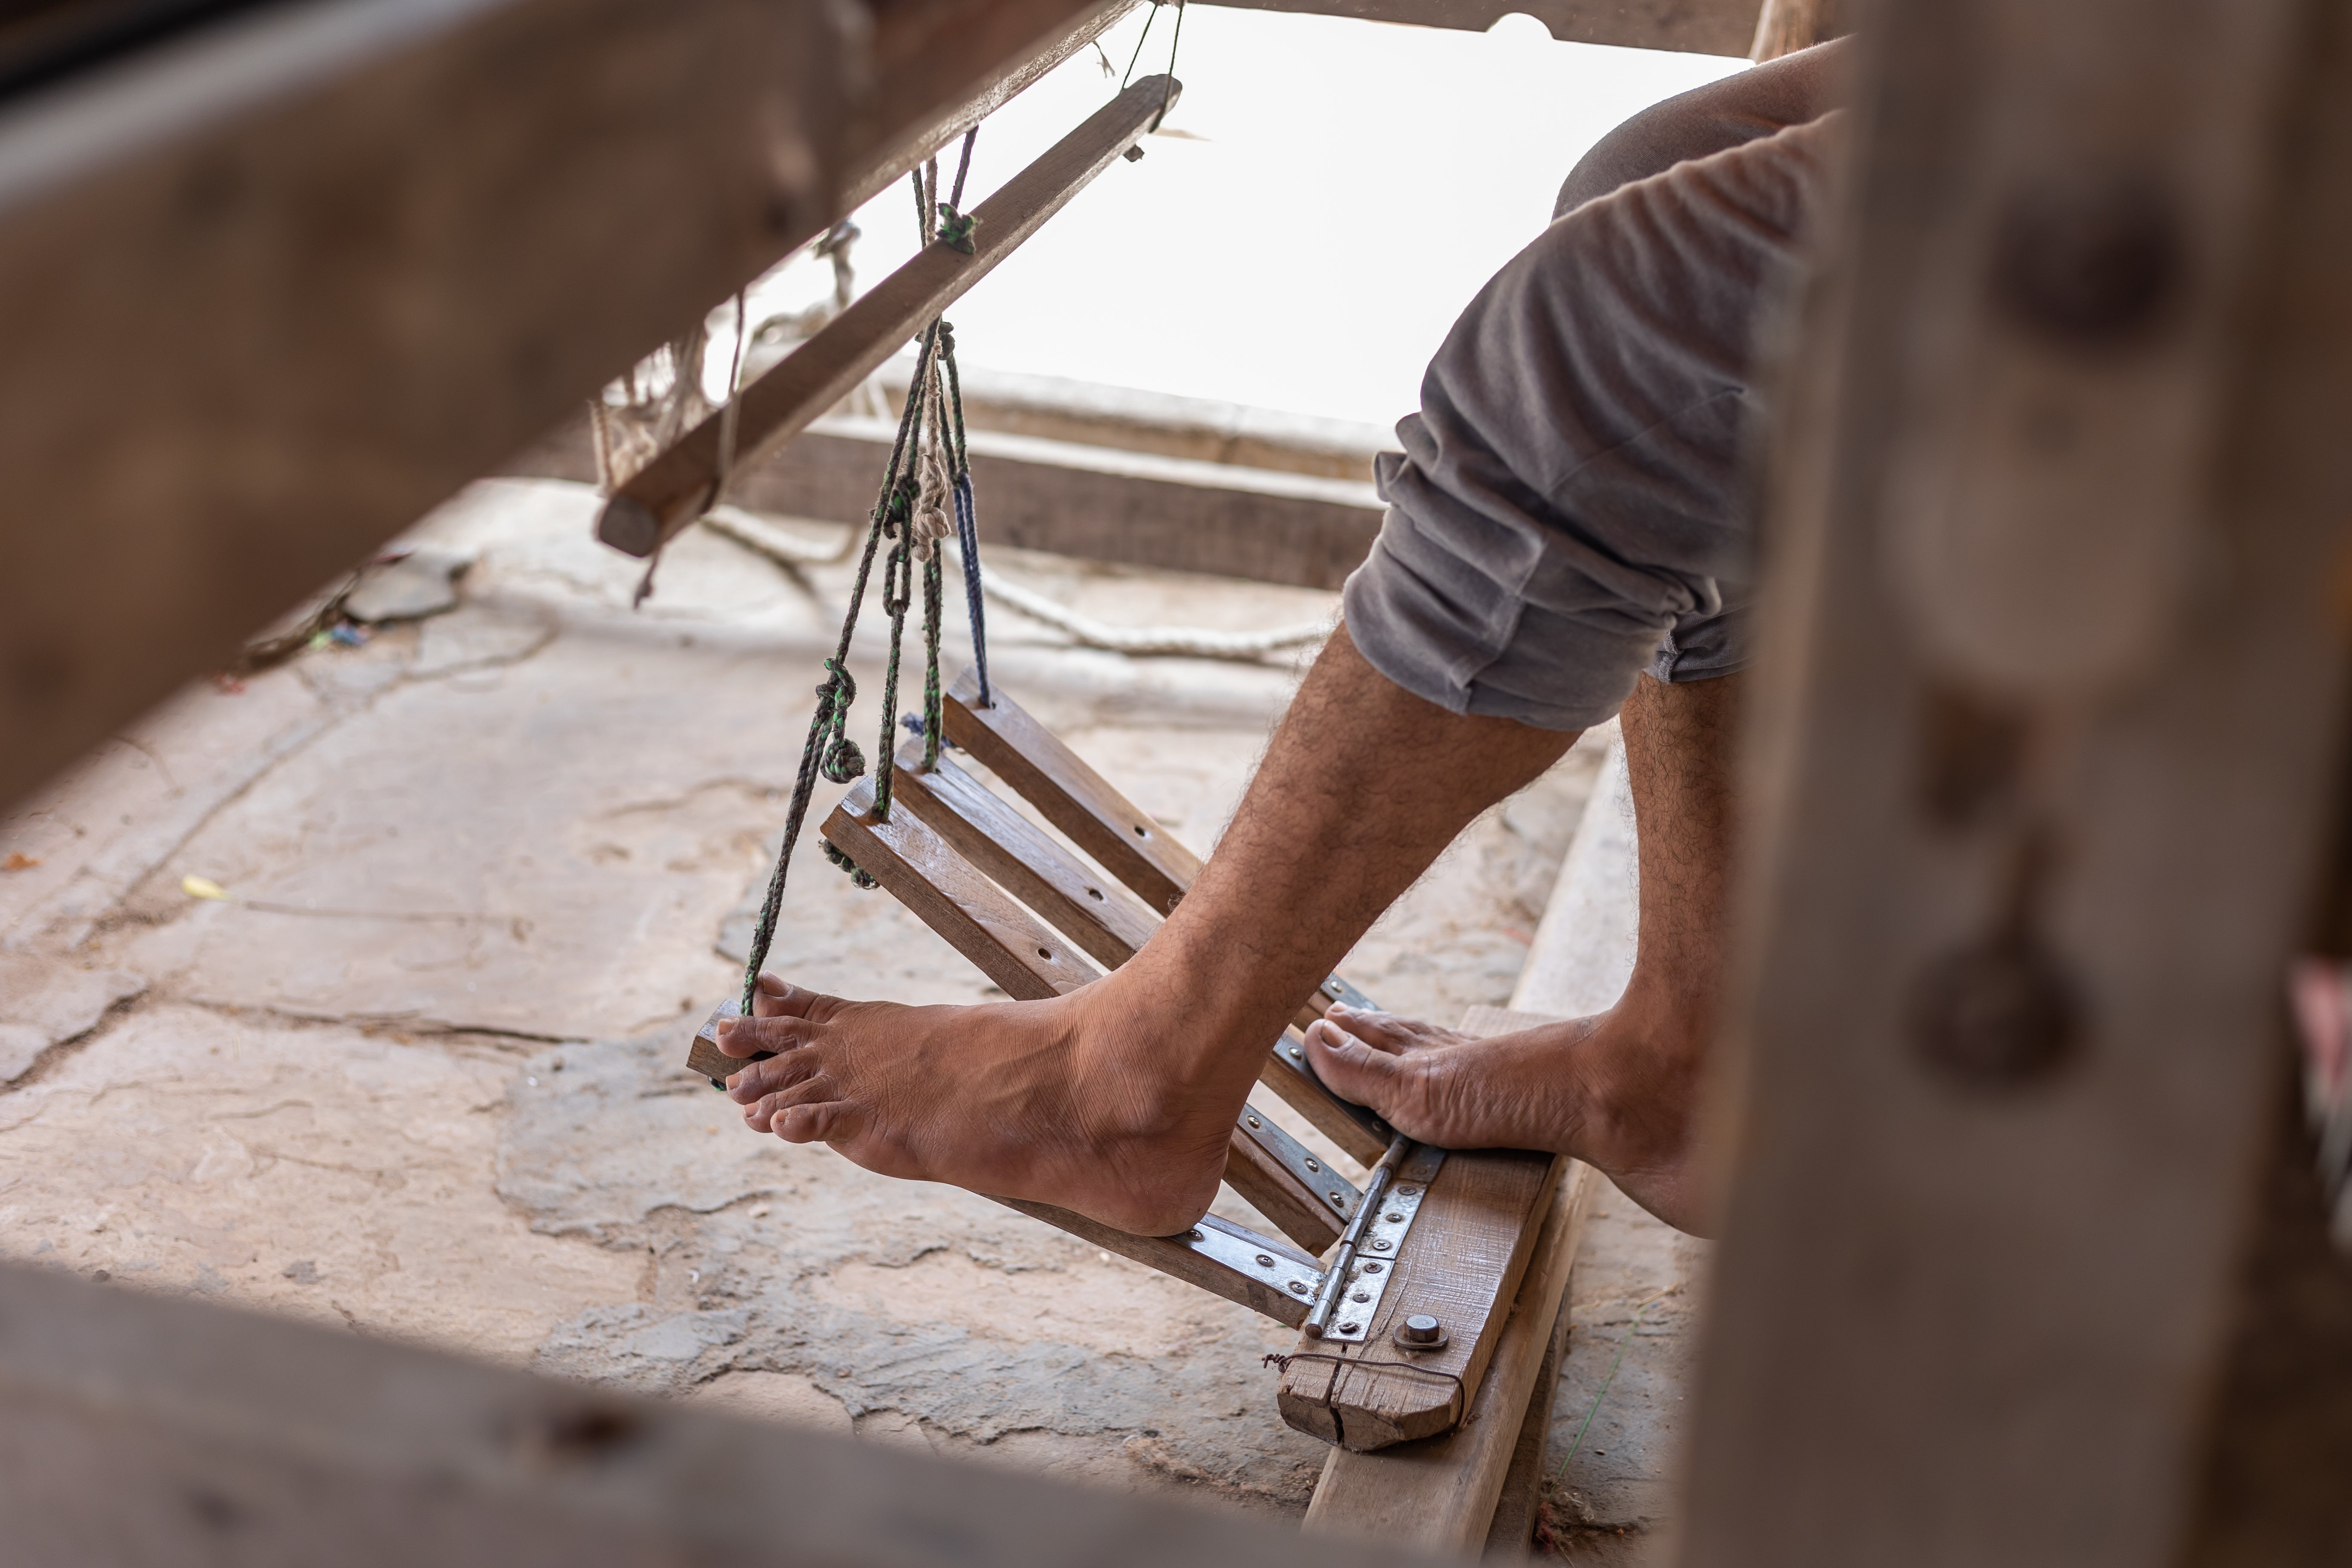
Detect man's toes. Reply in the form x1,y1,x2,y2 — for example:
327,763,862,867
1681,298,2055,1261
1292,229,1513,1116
750,976,832,1020
772,1098,867,1148
1306,1020,1408,1104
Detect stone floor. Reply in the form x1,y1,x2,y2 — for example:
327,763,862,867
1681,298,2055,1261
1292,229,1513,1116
0,477,1701,1545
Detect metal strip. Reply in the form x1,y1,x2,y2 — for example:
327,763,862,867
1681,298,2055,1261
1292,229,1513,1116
1317,1144,1447,1343
1317,973,1380,1012
1237,1106,1361,1222
1176,1214,1324,1306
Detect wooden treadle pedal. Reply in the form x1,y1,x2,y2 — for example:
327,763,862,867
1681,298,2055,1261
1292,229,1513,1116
683,666,1559,1450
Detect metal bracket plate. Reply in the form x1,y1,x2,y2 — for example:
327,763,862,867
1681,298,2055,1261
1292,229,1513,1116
1175,1216,1324,1306
1238,1105,1361,1222
1318,973,1380,1012
1315,1144,1448,1343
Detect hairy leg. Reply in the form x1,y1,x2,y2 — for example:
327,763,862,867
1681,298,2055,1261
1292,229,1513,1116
718,625,1577,1236
1307,671,1741,1234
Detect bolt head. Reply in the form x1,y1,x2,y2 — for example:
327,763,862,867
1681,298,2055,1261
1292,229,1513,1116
1400,1314,1441,1344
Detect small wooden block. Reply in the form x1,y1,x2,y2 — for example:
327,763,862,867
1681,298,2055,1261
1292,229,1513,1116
683,997,762,1086
1277,1148,1565,1452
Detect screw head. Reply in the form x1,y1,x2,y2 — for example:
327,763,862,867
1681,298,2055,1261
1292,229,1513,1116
1338,1322,1360,1334
1351,1289,1369,1303
1369,1238,1392,1252
1288,1046,1303,1060
1187,1228,1204,1241
1245,1115,1261,1130
1362,1262,1383,1274
1328,1192,1345,1207
1288,1280,1309,1294
1910,935,2079,1089
1255,1253,1274,1267
1304,1158,1320,1173
1384,1211,1403,1222
1394,1185,1418,1197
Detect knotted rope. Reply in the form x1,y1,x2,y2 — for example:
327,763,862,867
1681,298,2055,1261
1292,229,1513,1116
735,130,994,1008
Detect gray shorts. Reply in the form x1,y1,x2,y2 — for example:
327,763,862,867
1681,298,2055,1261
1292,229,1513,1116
1341,41,1850,730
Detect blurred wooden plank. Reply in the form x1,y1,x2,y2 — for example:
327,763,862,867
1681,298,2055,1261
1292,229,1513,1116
0,1255,1435,1563
1680,0,2352,1562
0,0,1127,813
1279,1149,1563,1450
1213,0,1760,58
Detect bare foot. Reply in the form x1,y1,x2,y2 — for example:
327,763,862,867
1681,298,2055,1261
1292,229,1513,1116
1303,1000,1712,1234
717,974,1239,1237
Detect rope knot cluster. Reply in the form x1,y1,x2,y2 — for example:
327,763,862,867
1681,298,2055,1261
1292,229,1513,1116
933,203,978,254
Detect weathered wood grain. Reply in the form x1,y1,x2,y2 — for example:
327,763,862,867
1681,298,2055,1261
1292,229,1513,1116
822,776,1103,1001
888,742,1160,970
599,74,1182,557
1304,1161,1595,1548
1278,1148,1563,1450
1680,0,2352,1562
942,669,1202,916
0,1253,1451,1566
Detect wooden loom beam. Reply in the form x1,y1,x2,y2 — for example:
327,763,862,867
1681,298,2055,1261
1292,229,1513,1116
0,0,1137,816
597,73,1183,559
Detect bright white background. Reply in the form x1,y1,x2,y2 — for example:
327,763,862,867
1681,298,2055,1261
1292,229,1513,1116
738,6,1744,430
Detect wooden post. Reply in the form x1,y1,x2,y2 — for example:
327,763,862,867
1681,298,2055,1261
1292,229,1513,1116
1746,0,1840,61
1679,0,2352,1562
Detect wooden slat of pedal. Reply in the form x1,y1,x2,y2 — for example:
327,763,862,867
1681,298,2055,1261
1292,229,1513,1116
823,777,1102,1001
996,1202,1321,1329
826,770,1344,1256
887,741,1159,970
943,669,1200,916
892,731,1392,1166
1276,1148,1564,1452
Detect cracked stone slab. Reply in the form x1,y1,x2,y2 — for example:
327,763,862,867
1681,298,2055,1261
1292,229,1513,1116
0,1003,639,1361
0,952,144,1081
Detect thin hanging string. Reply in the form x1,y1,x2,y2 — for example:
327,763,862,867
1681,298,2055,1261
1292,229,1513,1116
632,287,750,610
1158,0,1185,127
1119,2,1159,88
735,129,981,1001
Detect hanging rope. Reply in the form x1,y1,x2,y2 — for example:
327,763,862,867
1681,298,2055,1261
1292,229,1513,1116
734,130,990,1007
